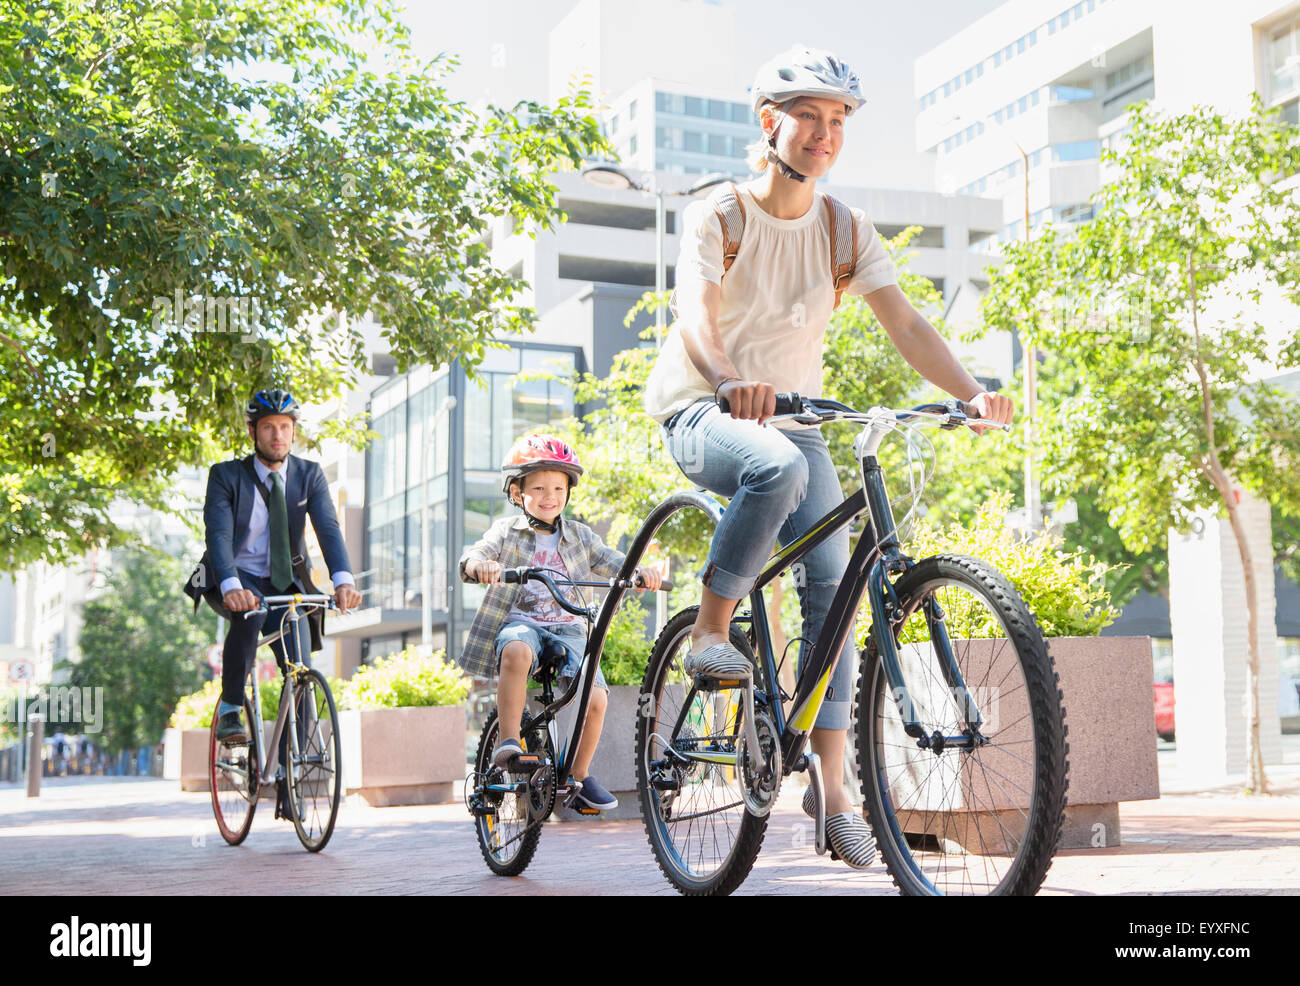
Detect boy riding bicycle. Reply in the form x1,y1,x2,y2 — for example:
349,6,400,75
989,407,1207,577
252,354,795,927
457,434,661,813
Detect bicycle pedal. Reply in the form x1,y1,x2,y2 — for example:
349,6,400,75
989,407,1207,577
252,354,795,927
505,752,547,771
571,806,600,816
692,674,747,691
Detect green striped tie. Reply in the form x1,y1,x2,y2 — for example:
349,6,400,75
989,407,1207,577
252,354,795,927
269,472,293,590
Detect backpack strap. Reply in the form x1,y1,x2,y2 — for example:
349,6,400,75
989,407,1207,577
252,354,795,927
823,194,858,310
711,182,746,274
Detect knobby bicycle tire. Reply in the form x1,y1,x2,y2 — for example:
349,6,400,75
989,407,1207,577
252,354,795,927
856,554,1068,896
285,668,342,852
209,693,260,845
636,607,769,896
473,710,555,876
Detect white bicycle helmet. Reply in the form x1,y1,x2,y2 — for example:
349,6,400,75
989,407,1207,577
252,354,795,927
750,45,865,117
750,46,864,182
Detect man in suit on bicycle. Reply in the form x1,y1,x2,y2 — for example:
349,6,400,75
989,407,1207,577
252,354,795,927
206,388,362,745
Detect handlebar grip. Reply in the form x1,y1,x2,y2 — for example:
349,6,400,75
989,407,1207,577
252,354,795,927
633,576,674,592
502,567,527,584
716,391,801,416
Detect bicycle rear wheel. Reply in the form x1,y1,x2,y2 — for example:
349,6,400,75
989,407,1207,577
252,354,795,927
472,710,556,876
209,695,259,845
285,669,342,852
857,554,1068,896
636,607,769,896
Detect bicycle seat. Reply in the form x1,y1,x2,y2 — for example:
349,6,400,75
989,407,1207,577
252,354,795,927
536,638,570,676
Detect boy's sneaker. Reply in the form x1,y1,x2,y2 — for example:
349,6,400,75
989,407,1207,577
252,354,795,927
492,738,524,769
574,775,618,811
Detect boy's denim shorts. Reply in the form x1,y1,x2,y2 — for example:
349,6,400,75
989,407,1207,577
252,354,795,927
494,619,608,692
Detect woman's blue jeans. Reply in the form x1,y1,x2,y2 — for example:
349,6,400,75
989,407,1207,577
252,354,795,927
664,402,854,730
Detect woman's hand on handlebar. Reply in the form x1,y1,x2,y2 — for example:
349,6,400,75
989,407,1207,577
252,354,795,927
966,391,1014,434
716,378,776,424
467,559,503,585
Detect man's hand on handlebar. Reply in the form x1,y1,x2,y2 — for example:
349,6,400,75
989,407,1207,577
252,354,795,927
966,391,1014,434
716,378,776,424
334,584,362,614
223,588,261,613
467,559,503,585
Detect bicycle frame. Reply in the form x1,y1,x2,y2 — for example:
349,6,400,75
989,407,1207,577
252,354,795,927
241,598,319,789
623,408,985,779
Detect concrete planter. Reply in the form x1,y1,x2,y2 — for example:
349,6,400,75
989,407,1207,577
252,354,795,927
340,705,467,806
171,722,277,793
884,634,1158,849
551,684,641,822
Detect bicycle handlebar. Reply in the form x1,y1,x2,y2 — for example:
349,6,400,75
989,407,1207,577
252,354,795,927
500,567,673,593
717,392,1005,430
240,594,337,619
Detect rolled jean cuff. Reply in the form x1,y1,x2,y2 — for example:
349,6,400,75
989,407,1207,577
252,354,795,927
700,559,756,602
814,698,851,731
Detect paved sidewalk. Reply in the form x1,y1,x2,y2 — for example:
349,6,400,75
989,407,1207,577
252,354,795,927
2,763,1297,895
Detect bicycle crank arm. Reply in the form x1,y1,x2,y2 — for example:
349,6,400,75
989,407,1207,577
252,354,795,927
806,751,828,856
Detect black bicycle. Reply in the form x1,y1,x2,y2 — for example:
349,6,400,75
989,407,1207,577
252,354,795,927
630,394,1069,896
465,567,671,876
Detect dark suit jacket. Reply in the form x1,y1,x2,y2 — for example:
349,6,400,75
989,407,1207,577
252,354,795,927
203,453,351,593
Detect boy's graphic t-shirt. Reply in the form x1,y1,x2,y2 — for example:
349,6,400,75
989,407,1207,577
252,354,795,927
506,530,577,625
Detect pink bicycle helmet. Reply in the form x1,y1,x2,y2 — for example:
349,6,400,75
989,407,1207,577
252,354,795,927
500,434,584,496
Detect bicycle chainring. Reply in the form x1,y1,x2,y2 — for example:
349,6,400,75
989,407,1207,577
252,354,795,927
737,708,781,817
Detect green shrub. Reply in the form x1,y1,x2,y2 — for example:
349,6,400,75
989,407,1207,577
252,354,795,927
598,598,656,687
169,679,223,730
336,647,470,709
856,491,1118,645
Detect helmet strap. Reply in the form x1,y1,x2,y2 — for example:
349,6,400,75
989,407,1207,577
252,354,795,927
763,106,808,183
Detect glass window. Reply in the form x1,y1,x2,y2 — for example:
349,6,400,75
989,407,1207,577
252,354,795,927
684,96,704,117
964,68,973,84
1049,19,1056,35
683,130,702,153
1053,139,1101,162
628,99,637,121
1029,29,1037,45
731,102,750,123
1073,2,1083,20
463,377,492,470
610,113,619,134
656,90,671,113
708,99,729,120
1017,37,1026,54
709,134,727,156
977,63,984,77
994,51,1002,67
629,134,638,155
1018,95,1028,112
1031,89,1040,106
943,81,952,96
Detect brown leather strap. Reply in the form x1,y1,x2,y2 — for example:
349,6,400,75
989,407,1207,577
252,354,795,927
824,194,857,310
712,182,745,274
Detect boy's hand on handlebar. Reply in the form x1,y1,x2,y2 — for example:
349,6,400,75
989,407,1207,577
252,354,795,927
967,391,1014,434
334,585,362,614
468,559,503,585
632,566,662,592
717,379,776,424
223,588,260,613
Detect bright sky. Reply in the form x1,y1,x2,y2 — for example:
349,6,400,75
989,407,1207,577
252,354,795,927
396,0,1006,192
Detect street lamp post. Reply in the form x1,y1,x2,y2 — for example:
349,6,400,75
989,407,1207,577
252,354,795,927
421,394,457,658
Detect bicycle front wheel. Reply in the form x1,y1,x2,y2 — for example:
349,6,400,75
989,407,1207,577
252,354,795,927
472,710,555,876
857,554,1068,896
285,669,342,853
209,695,260,845
636,607,768,896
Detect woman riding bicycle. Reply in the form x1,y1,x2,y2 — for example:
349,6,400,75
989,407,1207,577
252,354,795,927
643,45,1014,868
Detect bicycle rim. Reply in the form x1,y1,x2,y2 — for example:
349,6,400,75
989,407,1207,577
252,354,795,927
636,608,768,896
209,696,259,845
859,555,1068,896
286,669,342,852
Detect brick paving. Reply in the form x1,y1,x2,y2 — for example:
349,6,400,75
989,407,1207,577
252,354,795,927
2,763,1297,896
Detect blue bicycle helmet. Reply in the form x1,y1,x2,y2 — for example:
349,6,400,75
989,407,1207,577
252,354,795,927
245,388,301,425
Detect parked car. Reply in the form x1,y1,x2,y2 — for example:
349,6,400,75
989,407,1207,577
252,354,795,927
1154,681,1175,742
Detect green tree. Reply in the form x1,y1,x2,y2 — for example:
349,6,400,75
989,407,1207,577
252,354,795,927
0,0,605,568
65,545,212,754
981,99,1300,794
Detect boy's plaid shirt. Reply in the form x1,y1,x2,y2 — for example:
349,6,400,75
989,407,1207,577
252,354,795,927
456,514,625,678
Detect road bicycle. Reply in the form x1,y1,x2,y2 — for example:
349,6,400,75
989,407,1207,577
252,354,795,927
465,567,671,876
209,593,342,853
631,394,1070,896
